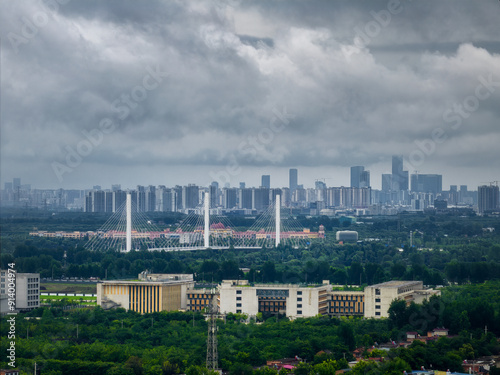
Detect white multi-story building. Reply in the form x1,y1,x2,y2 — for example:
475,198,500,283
364,280,440,318
219,280,331,319
0,270,40,313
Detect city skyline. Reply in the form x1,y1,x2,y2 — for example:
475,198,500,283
1,1,500,190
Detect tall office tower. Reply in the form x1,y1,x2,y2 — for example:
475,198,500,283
222,187,237,209
478,185,499,214
289,168,298,193
239,182,246,189
360,170,370,188
382,174,392,192
111,184,121,192
410,174,443,195
392,155,408,190
210,182,219,207
261,175,271,189
183,184,199,209
350,166,364,188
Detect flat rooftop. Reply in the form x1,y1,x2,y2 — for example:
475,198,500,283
367,280,421,289
99,279,193,286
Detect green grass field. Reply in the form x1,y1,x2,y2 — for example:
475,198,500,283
41,295,97,306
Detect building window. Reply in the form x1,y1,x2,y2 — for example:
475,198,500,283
297,310,302,315
375,298,381,303
375,289,381,295
297,297,302,301
236,297,241,301
375,312,381,316
236,309,242,313
236,290,242,294
297,291,302,295
236,303,241,307
375,305,380,309
297,304,302,308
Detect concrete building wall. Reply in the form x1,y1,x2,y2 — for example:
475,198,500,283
364,281,429,318
1,271,40,311
219,280,331,319
97,283,130,309
97,278,194,313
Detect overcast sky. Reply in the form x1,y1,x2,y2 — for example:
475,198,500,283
1,0,499,190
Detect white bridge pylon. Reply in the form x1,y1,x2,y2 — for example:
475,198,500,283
86,193,312,252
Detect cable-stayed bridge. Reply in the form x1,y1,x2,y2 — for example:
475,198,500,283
84,193,324,252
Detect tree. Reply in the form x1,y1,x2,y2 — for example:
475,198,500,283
261,261,277,282
161,361,179,375
126,356,144,375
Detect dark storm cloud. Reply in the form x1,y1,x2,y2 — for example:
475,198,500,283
1,0,499,188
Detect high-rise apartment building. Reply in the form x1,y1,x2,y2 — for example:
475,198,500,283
222,187,238,209
182,184,199,209
253,187,270,211
238,188,253,209
478,185,499,214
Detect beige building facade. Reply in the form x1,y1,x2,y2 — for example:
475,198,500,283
97,274,194,314
364,280,440,318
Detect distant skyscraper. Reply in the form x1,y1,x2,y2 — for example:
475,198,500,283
239,182,246,189
478,185,499,214
350,166,364,188
382,174,392,192
111,184,121,192
261,175,271,189
289,168,298,192
391,155,408,190
210,182,218,207
410,174,442,195
360,170,370,188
